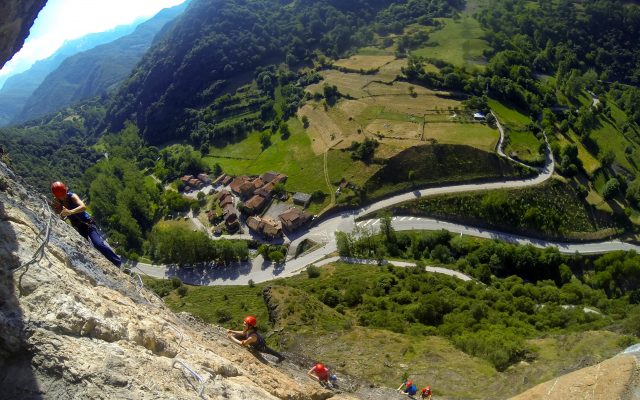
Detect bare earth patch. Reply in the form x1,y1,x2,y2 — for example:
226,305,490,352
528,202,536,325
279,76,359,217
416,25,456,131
365,119,422,140
298,104,346,154
306,70,374,98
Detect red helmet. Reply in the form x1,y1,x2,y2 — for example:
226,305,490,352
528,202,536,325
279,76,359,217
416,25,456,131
406,380,413,386
315,363,326,371
244,315,257,327
51,181,67,199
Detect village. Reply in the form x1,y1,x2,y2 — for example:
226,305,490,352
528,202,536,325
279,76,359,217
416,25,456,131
176,171,315,247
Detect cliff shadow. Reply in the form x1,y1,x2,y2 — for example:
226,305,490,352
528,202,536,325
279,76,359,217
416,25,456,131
0,196,43,399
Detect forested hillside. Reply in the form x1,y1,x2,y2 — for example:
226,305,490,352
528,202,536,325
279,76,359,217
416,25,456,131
13,2,187,124
104,0,464,144
0,100,105,193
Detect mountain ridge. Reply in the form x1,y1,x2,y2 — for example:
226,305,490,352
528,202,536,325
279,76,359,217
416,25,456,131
11,2,188,124
0,19,143,126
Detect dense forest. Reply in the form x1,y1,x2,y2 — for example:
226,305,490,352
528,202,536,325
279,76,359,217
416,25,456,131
329,221,640,370
0,100,105,193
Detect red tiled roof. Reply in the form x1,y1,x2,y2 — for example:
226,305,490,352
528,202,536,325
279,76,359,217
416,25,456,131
245,194,267,211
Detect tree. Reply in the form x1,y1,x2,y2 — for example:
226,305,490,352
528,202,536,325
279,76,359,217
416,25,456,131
279,120,290,139
602,178,620,200
273,182,286,197
269,251,285,263
260,131,271,150
336,231,353,256
379,213,397,244
600,150,616,168
626,177,640,207
301,115,310,128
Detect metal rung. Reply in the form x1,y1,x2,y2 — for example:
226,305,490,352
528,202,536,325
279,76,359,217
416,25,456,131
173,359,207,397
133,273,144,292
163,323,184,350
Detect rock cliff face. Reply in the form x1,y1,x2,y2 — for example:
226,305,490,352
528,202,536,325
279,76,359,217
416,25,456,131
510,352,640,400
0,161,353,399
0,0,47,69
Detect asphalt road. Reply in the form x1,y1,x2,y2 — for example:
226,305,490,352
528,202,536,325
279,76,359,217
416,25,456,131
130,133,640,286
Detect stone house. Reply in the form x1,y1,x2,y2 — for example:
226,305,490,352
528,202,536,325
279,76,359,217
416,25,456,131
278,208,312,232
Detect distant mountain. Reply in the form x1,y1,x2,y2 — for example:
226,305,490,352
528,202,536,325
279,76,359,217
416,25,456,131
12,2,188,124
0,23,141,126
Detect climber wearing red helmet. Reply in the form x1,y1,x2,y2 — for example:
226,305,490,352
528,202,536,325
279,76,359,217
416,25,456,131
227,315,284,362
397,379,418,396
308,362,330,383
50,181,121,267
420,386,432,400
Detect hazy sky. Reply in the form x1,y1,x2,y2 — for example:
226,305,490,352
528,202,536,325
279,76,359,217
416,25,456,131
0,0,186,83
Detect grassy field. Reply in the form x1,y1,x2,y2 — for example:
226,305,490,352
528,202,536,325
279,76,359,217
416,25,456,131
507,130,543,162
489,98,544,164
422,122,498,151
384,178,622,240
590,100,640,173
555,130,601,175
411,16,491,71
205,119,374,211
356,46,394,56
205,120,328,201
333,55,396,72
488,99,531,129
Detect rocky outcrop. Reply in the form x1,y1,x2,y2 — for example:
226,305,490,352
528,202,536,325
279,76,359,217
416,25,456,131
0,160,349,399
0,0,47,68
510,353,640,400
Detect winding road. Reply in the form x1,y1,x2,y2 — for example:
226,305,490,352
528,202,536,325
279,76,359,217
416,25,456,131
132,122,640,286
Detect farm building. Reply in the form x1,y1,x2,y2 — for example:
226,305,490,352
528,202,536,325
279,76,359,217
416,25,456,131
293,192,312,207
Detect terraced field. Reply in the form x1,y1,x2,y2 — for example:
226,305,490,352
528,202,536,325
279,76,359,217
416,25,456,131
301,55,499,156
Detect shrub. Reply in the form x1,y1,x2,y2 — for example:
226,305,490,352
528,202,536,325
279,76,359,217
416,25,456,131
322,288,341,307
171,277,183,289
453,329,526,371
145,280,173,297
268,250,285,263
602,178,620,200
216,309,232,323
307,265,321,278
177,286,188,297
